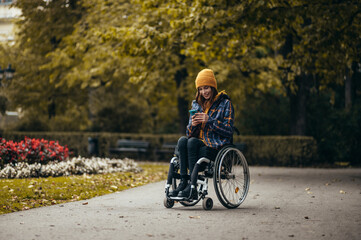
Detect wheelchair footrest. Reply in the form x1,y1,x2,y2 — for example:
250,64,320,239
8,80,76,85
168,196,200,203
168,196,188,201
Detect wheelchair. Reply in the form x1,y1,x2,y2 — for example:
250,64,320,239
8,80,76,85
164,143,250,210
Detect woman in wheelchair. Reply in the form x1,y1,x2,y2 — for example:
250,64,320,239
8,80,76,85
168,68,234,201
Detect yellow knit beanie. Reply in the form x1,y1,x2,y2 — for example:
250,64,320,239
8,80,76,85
195,69,217,90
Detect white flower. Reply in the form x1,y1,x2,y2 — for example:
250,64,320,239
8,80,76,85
0,157,141,179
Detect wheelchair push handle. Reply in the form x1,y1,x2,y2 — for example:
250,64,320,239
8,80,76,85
233,126,240,136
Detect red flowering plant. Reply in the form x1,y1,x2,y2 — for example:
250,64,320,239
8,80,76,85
0,137,70,168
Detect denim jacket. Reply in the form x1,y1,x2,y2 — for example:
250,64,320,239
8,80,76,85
186,91,234,149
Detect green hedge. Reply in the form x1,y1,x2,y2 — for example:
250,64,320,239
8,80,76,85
0,132,317,166
233,136,317,166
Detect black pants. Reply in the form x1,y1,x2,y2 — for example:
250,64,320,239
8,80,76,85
176,136,218,177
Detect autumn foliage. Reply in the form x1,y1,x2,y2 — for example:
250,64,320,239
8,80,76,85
0,137,70,167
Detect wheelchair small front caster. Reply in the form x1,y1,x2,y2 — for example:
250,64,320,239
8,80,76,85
202,197,213,210
164,197,175,208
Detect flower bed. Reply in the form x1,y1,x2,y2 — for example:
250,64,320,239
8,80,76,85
0,137,141,178
0,156,141,179
0,137,69,167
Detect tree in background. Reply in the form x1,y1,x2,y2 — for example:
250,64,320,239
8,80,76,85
97,0,285,133
98,0,200,133
174,0,361,136
41,0,169,133
6,0,87,131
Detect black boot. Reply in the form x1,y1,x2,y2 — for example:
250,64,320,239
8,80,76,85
177,184,198,200
169,177,189,197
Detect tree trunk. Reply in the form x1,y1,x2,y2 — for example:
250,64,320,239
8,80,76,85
88,87,95,127
280,34,310,136
279,34,293,58
175,67,189,134
345,67,352,109
48,97,56,119
289,73,310,135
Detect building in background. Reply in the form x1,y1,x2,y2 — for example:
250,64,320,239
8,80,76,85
0,0,20,43
0,0,20,129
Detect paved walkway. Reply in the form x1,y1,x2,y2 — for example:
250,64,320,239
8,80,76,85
1,167,360,240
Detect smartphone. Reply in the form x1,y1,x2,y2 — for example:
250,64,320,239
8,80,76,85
189,109,197,116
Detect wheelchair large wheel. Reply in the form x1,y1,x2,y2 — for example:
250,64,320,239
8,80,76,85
170,159,200,207
213,147,250,209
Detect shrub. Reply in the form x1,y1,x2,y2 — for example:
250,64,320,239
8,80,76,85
0,157,141,179
1,132,318,166
234,136,318,166
0,137,70,167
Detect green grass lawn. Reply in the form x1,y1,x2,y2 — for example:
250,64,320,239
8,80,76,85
0,163,168,215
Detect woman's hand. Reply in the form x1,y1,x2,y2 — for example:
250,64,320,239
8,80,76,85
191,114,199,126
191,113,208,126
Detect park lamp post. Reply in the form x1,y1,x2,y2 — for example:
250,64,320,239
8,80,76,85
0,64,15,87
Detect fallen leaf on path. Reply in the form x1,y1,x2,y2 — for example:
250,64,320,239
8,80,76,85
82,202,88,205
304,216,309,219
189,216,201,219
275,206,280,209
340,190,346,194
305,188,310,191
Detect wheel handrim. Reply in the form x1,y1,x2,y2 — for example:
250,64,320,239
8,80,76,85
216,148,249,207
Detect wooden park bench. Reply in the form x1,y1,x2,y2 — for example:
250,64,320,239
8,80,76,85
156,142,177,160
109,139,150,160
